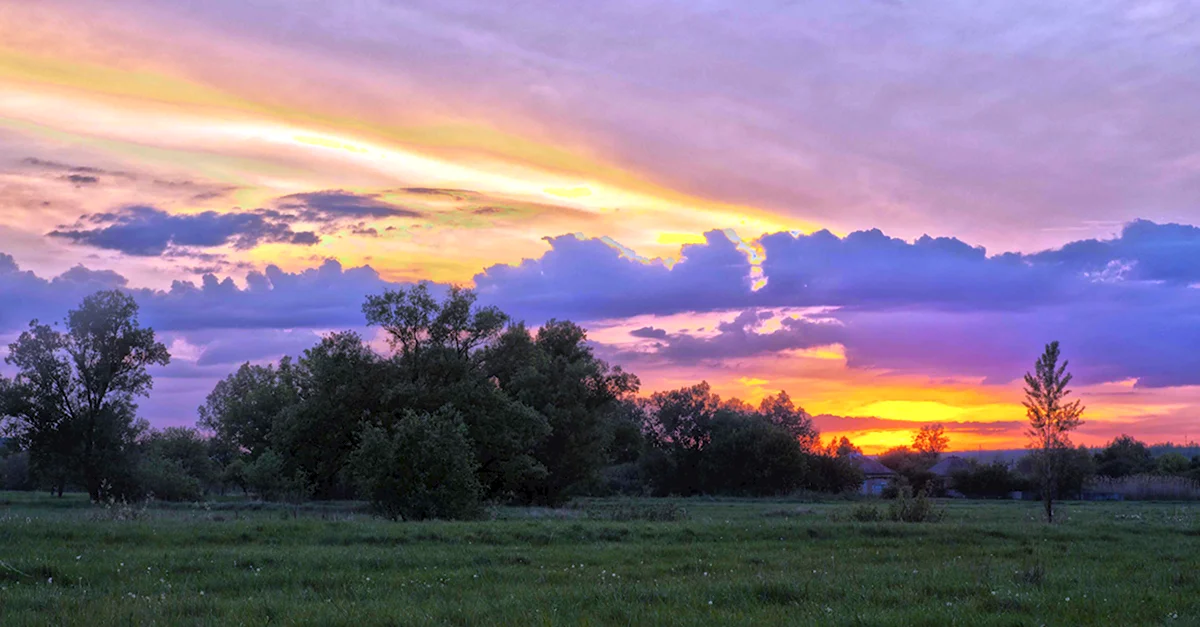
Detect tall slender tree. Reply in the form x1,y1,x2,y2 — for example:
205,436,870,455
1023,341,1084,523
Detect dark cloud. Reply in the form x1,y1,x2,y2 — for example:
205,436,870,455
629,326,667,339
475,229,753,321
1028,220,1200,285
21,157,132,178
64,174,99,186
396,188,473,201
277,190,422,221
48,205,320,256
633,312,842,364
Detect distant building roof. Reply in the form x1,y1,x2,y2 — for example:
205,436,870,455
847,454,895,477
929,455,971,477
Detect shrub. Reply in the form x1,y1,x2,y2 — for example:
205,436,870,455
849,503,884,522
882,475,911,500
1,452,34,491
952,461,1021,499
580,500,687,521
1087,475,1200,501
887,486,943,522
244,449,313,502
349,407,483,521
137,456,203,502
804,454,866,494
597,462,647,496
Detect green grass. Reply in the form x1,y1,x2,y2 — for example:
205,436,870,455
0,493,1197,625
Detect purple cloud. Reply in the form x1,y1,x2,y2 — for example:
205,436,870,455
473,220,1200,387
276,190,423,221
49,205,319,256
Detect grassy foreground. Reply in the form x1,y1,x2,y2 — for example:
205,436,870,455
0,493,1196,626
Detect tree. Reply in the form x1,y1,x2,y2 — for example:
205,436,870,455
877,445,937,494
699,412,810,496
1155,452,1191,476
1094,435,1154,478
2,291,169,501
243,448,312,502
198,361,296,461
487,320,640,504
641,382,724,495
950,460,1019,499
269,332,386,499
825,436,862,457
1023,341,1084,522
139,426,217,498
349,407,483,520
913,423,949,459
758,391,820,451
362,282,508,368
139,425,217,482
364,285,548,500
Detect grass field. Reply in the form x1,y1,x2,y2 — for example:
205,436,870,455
0,493,1197,626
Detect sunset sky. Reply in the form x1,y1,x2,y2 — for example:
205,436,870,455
2,0,1199,452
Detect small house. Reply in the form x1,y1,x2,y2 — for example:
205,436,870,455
847,454,895,496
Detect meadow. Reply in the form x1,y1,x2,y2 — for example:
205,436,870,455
0,493,1196,626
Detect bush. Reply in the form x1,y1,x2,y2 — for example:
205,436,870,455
596,462,648,496
1088,475,1200,501
848,503,884,522
952,461,1021,499
887,486,943,522
1,452,34,491
137,456,203,502
244,449,313,502
580,500,688,521
882,475,911,499
349,407,483,521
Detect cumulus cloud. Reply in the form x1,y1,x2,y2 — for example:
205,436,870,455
475,229,753,321
1028,220,1200,285
6,217,1200,429
474,219,1200,387
48,205,319,256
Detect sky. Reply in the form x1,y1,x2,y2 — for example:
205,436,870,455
1,0,1199,452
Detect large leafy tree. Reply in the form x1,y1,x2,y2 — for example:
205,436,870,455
364,283,549,499
270,332,387,499
487,320,640,504
363,283,508,369
1094,434,1154,478
641,382,725,495
198,361,297,461
700,411,810,496
1,291,169,500
1023,341,1084,523
757,391,820,451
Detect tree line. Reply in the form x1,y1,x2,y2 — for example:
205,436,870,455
0,287,866,518
5,289,1195,520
